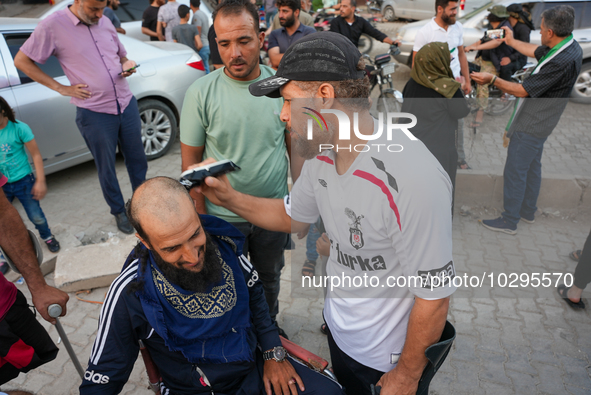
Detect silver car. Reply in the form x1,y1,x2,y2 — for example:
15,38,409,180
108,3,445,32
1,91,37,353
40,0,213,42
394,0,591,102
0,18,206,175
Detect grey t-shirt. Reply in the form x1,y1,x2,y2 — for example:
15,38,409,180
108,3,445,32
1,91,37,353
157,1,181,42
191,9,209,48
172,23,199,52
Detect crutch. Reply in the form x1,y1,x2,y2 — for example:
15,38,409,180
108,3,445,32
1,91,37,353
1,231,86,380
371,320,456,395
48,303,85,379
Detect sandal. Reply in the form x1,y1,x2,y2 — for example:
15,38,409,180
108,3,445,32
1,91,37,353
457,160,471,170
569,250,582,262
301,259,317,278
557,284,585,309
320,323,328,335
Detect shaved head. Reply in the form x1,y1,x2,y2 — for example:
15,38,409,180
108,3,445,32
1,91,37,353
127,177,196,243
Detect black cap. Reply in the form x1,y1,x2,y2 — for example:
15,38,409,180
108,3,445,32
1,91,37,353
249,31,365,98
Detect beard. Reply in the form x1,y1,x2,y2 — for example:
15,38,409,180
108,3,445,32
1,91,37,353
280,15,296,27
152,232,223,293
441,11,456,25
225,56,259,79
79,8,100,25
289,116,335,159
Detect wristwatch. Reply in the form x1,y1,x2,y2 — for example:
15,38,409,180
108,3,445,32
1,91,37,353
263,346,287,362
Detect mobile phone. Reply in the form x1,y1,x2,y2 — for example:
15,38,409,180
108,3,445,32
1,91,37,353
179,159,241,189
485,29,505,40
119,64,140,75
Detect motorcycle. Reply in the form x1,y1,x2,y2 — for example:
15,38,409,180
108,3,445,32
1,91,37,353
313,9,334,32
363,44,404,113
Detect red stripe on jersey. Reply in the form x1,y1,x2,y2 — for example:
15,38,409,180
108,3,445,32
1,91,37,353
353,170,401,231
1,339,35,369
316,156,334,165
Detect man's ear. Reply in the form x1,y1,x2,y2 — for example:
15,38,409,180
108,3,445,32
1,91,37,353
259,31,266,48
137,234,152,250
317,83,336,108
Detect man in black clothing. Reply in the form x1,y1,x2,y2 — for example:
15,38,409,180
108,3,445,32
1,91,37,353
329,0,398,48
507,3,533,69
142,0,165,41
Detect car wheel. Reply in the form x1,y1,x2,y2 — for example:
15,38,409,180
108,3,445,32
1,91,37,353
138,99,177,160
383,6,396,22
570,62,591,104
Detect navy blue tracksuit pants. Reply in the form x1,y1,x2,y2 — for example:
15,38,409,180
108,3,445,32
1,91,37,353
75,97,147,215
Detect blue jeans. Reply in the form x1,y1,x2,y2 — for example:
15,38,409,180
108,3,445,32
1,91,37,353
75,97,147,215
502,131,547,227
231,222,289,321
306,224,320,262
3,174,52,240
199,46,210,74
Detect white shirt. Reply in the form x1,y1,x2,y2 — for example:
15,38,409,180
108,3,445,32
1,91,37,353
287,125,456,372
414,18,464,79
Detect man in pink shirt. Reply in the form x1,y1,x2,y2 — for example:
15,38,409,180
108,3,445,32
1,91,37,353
0,171,69,384
15,0,147,234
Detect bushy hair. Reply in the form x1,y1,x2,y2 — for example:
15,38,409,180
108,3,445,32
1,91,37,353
178,4,191,18
213,0,260,34
541,5,575,37
435,0,457,13
293,57,371,109
190,0,201,8
276,0,300,11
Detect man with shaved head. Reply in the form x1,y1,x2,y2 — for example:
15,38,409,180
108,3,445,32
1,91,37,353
80,177,343,394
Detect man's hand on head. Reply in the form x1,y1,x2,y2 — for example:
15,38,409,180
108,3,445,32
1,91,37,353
263,359,305,395
193,158,238,207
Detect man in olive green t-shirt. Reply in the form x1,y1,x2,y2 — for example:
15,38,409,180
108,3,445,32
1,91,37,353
180,0,298,325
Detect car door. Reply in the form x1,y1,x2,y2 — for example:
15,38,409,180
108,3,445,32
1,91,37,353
0,31,91,176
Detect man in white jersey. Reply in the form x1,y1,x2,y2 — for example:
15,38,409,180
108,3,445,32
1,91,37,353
195,32,456,395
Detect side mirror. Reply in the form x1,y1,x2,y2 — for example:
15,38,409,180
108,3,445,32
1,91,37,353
0,230,43,274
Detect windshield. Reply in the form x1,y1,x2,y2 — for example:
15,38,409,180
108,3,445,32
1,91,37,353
459,1,494,22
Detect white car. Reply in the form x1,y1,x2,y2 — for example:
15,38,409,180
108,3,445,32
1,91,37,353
40,0,214,42
0,18,206,175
